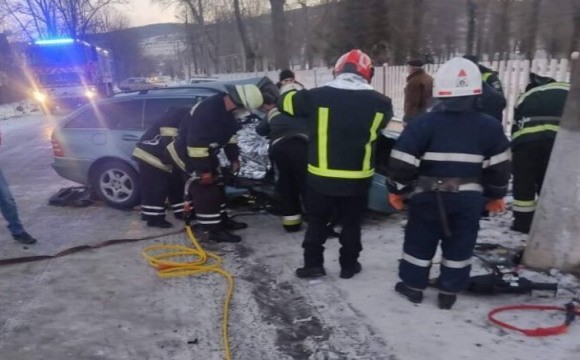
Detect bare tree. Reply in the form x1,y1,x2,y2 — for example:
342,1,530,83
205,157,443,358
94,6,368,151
55,0,124,38
571,0,580,54
233,0,257,71
523,0,542,59
269,0,288,69
0,0,59,39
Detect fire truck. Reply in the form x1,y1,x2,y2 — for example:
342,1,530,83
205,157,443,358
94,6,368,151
26,38,114,113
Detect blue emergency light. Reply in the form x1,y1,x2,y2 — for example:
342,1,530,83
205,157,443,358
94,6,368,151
34,38,75,45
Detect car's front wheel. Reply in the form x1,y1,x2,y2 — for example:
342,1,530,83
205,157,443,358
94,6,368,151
91,161,140,209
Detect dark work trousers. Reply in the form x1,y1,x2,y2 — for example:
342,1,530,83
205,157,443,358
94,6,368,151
400,192,484,294
189,179,226,232
302,186,368,269
269,138,308,230
512,140,554,232
138,161,185,221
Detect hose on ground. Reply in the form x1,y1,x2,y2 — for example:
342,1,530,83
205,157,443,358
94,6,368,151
141,225,234,360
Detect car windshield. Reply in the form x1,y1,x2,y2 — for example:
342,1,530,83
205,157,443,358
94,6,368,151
37,72,81,86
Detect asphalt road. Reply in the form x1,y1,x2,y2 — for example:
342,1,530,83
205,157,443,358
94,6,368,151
0,113,576,360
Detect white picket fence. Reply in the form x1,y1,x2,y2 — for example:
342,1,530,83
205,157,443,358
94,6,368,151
212,58,571,130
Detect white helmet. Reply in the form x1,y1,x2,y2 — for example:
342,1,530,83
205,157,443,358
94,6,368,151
280,83,304,95
433,57,482,98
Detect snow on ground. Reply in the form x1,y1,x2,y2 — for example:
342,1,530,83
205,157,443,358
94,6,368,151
0,101,38,120
0,114,579,360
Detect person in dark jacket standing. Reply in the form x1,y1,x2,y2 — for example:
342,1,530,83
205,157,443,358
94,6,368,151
279,49,393,280
387,58,511,309
257,83,309,232
277,69,305,89
0,129,37,244
133,107,190,228
167,84,264,243
511,73,570,233
403,59,433,124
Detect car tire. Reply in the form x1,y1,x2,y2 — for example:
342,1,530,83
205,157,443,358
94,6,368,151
91,160,140,209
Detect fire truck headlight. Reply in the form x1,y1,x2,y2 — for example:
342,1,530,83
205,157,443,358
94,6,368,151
85,90,96,99
33,92,46,102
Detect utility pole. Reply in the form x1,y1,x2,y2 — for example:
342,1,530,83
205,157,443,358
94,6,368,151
523,53,580,271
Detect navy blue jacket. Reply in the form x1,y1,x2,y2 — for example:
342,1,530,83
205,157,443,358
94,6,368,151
387,98,511,199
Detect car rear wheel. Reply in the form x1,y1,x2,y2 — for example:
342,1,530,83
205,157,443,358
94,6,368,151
91,161,140,209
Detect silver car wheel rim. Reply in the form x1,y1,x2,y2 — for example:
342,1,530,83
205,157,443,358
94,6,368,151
99,168,134,203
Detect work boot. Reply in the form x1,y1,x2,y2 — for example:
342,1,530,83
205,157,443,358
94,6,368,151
340,262,362,279
283,223,302,233
223,217,248,231
438,293,457,310
13,231,37,245
207,230,242,243
395,282,423,304
295,266,326,279
146,219,173,229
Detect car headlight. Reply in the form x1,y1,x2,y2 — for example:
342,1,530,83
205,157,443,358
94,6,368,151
33,91,46,102
85,89,96,98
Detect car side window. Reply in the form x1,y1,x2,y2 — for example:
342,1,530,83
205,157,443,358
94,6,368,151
103,101,145,129
64,108,106,129
143,97,202,128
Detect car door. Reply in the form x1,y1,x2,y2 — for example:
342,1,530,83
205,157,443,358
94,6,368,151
104,100,145,162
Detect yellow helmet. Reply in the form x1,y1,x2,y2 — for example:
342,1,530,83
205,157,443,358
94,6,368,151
226,84,264,110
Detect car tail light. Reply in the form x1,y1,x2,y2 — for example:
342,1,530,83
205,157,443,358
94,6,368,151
52,138,64,157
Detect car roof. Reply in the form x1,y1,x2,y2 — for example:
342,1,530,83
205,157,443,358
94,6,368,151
63,77,275,121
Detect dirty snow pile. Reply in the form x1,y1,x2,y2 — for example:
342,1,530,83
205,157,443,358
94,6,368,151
0,101,37,120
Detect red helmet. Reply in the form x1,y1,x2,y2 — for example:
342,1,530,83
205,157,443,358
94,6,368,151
333,49,374,82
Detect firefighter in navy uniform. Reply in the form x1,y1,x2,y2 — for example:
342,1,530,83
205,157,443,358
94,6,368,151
387,58,511,310
511,73,570,233
132,107,190,228
279,49,393,280
167,84,264,243
256,83,308,232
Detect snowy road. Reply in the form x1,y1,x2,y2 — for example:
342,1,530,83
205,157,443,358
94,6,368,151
0,113,578,360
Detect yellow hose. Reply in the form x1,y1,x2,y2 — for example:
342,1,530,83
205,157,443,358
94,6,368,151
141,225,234,360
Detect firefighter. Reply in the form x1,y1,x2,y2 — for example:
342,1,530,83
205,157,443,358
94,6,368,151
387,58,511,309
279,49,393,279
132,107,190,228
167,84,264,243
463,55,504,93
256,83,308,232
511,73,570,234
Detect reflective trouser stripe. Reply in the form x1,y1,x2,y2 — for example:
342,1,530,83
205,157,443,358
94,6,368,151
171,202,185,213
283,215,302,226
196,213,222,225
133,148,172,172
167,142,186,172
414,183,483,194
402,253,432,267
512,124,560,140
441,257,472,269
282,91,296,115
513,199,536,213
142,205,165,210
363,112,385,171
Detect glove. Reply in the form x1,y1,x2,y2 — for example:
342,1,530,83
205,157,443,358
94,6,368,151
199,173,214,185
230,161,241,174
389,193,405,211
486,199,506,213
